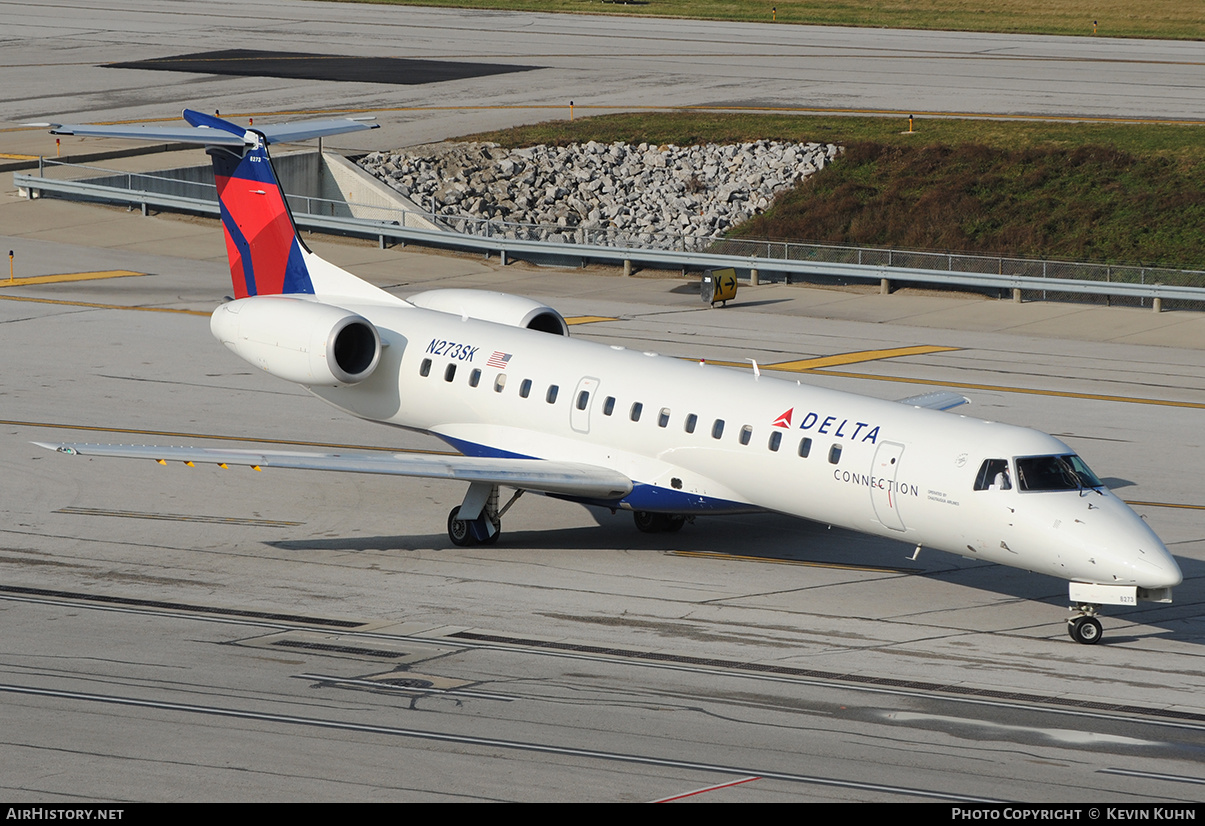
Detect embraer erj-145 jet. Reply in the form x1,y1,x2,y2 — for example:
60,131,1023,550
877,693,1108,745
36,111,1181,645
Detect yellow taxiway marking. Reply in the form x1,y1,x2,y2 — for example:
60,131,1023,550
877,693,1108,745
706,345,959,371
1124,500,1205,511
0,294,208,316
769,345,960,371
818,369,1205,410
0,270,145,289
565,315,618,325
0,152,41,160
670,549,914,574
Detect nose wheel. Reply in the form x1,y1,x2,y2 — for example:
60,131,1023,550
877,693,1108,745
1067,603,1103,645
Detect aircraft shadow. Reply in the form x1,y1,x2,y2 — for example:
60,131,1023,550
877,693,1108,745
266,508,1202,647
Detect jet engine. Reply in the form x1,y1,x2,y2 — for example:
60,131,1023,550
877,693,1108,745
210,296,382,386
407,289,569,336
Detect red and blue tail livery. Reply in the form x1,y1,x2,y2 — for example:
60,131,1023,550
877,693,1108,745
181,110,314,298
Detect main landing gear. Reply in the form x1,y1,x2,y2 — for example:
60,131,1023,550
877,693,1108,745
633,511,688,533
447,484,524,547
1067,603,1103,645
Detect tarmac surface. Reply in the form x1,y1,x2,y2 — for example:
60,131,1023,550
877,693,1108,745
4,0,1205,156
2,0,1205,805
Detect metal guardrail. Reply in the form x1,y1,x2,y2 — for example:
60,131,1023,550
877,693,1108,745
15,163,1205,308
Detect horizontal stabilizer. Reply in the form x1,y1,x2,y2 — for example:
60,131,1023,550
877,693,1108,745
42,123,246,146
42,109,378,148
895,390,969,411
33,442,633,501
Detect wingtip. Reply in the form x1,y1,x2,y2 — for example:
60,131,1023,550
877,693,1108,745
31,441,76,455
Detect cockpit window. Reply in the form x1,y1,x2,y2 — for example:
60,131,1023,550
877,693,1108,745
974,459,1012,491
1015,454,1103,492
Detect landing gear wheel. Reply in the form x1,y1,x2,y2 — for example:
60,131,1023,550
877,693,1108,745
1067,617,1081,640
1071,616,1102,645
633,511,663,533
664,515,686,533
447,507,476,547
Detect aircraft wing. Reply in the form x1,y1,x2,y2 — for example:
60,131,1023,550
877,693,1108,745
895,391,969,411
33,442,633,500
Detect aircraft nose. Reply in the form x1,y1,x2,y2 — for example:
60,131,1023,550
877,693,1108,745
1141,544,1183,589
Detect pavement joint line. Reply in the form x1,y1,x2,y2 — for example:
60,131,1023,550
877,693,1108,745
669,549,914,574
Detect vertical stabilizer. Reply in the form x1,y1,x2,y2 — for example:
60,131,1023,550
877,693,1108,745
207,137,316,298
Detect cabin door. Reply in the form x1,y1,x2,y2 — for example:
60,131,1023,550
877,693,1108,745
870,441,907,532
570,377,600,433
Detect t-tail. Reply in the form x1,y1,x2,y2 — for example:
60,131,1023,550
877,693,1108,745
181,110,314,298
44,109,398,303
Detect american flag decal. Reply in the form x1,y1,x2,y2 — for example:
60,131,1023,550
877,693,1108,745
487,351,512,369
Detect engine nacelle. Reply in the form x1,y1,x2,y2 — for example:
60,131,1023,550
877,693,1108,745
210,296,381,386
407,289,568,336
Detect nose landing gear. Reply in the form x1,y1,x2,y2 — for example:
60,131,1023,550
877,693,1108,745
1068,604,1103,645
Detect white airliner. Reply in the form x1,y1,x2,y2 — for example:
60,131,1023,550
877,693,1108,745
36,111,1181,645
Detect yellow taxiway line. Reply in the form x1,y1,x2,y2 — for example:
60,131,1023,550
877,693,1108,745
817,368,1205,410
705,344,959,371
0,294,208,315
0,270,145,289
565,316,619,325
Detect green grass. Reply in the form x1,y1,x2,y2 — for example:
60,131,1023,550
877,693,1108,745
465,112,1205,270
338,0,1205,40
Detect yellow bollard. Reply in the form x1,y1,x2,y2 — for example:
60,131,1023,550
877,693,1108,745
569,100,574,122
908,114,914,133
772,6,776,22
55,137,60,157
8,250,13,283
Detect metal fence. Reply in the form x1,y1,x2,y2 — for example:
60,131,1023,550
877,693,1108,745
15,158,1205,309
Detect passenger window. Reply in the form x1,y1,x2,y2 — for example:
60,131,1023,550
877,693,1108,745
739,425,752,446
520,379,532,398
974,459,1012,491
576,390,589,411
494,374,506,393
828,444,842,464
546,384,559,404
798,437,812,458
419,358,431,377
768,431,782,452
444,363,456,382
469,368,481,388
684,413,697,434
630,402,643,422
603,396,615,416
658,408,670,428
712,419,725,439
